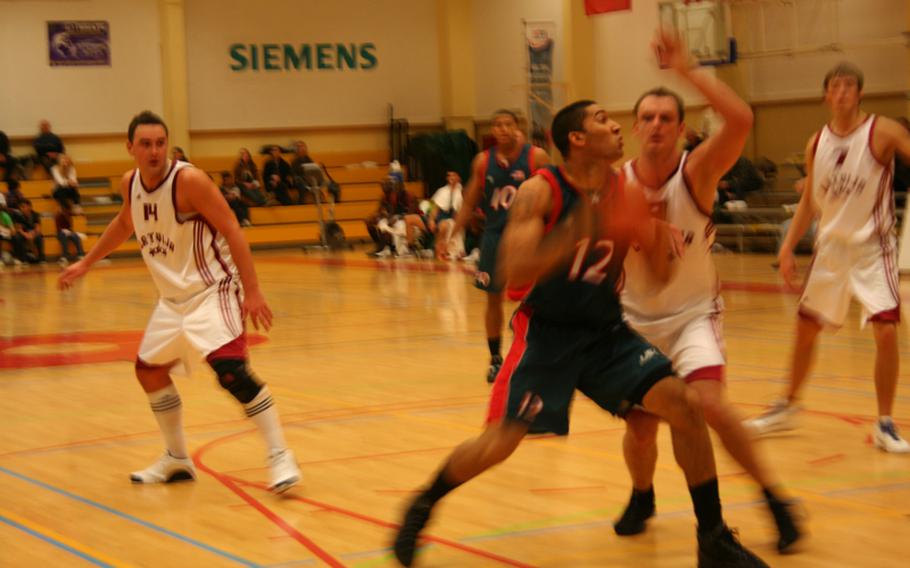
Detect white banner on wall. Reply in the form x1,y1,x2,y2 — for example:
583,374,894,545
524,20,555,149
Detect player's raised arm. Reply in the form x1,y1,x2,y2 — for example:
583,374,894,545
182,167,272,331
656,28,753,212
58,171,135,290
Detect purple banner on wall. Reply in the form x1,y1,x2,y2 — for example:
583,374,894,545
48,21,110,66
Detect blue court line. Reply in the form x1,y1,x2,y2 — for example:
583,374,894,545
0,466,262,567
0,514,114,567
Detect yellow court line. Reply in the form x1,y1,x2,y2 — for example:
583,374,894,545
0,507,135,568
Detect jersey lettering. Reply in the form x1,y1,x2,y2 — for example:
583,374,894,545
568,238,615,285
143,203,158,222
490,185,518,211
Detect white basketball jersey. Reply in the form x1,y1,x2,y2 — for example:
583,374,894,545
130,161,238,301
622,153,721,328
812,115,895,244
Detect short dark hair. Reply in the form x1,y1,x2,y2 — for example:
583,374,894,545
22,198,32,206
633,87,686,123
220,170,231,178
551,100,596,158
492,109,519,124
128,111,168,142
823,61,864,92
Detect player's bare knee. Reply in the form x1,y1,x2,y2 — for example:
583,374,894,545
625,410,659,446
873,321,898,345
210,358,263,404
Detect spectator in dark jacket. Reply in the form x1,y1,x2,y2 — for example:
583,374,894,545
719,156,763,200
12,199,45,263
0,130,20,182
365,176,418,257
262,145,293,205
33,120,65,174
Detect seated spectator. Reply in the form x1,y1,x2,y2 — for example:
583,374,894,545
0,200,14,265
719,156,763,200
220,171,251,226
55,201,84,264
33,120,65,174
404,171,465,258
4,179,25,212
365,176,418,257
0,130,22,182
233,148,267,206
262,145,293,205
51,154,81,211
683,127,704,152
172,147,191,163
11,199,45,264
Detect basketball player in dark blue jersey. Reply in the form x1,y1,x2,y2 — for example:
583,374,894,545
439,109,550,383
394,101,767,567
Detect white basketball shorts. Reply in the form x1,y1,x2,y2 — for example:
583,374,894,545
800,235,900,328
628,309,726,382
137,279,244,375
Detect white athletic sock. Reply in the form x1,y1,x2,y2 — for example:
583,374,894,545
147,384,188,459
243,386,288,455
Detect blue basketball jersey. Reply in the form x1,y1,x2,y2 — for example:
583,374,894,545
522,165,631,327
482,143,535,233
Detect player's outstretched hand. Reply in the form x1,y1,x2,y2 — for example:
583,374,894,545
777,248,799,291
58,260,90,290
243,289,273,331
652,27,691,74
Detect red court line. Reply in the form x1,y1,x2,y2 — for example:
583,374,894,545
228,476,536,568
193,432,345,568
808,453,846,466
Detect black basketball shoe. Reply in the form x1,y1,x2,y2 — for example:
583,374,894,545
697,524,769,567
767,496,803,553
613,489,656,536
393,495,434,567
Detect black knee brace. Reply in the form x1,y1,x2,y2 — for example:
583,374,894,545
210,359,262,404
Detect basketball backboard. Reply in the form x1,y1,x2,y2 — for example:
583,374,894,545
658,1,736,66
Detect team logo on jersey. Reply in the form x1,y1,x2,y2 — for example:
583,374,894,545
475,271,491,287
143,203,158,222
487,175,496,185
639,347,657,366
510,170,526,182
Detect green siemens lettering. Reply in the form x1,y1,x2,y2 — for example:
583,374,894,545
229,42,378,72
229,43,247,71
359,43,377,70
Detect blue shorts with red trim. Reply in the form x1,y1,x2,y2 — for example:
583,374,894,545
487,306,674,435
474,229,503,293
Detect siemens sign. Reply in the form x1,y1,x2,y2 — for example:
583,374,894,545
229,43,377,71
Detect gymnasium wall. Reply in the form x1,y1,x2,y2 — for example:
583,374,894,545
0,0,163,138
470,0,565,119
183,0,441,132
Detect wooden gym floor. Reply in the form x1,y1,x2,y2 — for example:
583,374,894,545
1,251,908,567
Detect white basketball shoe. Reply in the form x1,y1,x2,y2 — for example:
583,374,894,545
130,452,196,484
745,399,800,436
268,449,301,493
873,419,910,453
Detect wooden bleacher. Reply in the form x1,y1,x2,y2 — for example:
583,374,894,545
12,150,425,260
